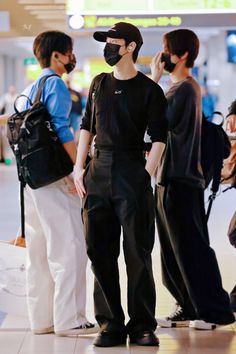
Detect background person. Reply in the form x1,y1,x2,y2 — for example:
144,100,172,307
151,28,235,330
65,78,83,142
221,100,236,185
200,84,217,121
0,85,17,164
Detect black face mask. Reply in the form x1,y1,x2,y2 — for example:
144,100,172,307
161,53,176,73
64,54,76,74
104,43,123,66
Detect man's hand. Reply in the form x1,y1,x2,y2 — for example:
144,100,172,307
150,52,165,83
65,175,77,195
74,129,93,198
226,114,236,134
0,114,9,125
74,167,86,198
145,142,165,177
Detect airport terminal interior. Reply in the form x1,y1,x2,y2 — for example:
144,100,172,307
0,1,236,353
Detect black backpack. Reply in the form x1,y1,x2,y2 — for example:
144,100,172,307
201,112,231,219
7,74,73,190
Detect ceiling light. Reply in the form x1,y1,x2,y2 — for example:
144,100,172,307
44,21,66,27
18,0,54,4
30,10,65,15
35,14,65,19
46,22,66,27
68,14,84,30
24,5,65,10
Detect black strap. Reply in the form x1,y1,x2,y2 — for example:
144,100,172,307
34,74,59,104
90,92,96,134
13,94,33,115
20,181,25,238
206,192,216,222
206,138,224,221
15,74,58,240
13,74,58,115
89,73,106,135
211,125,226,194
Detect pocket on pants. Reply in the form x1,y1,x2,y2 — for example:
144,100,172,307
83,162,92,190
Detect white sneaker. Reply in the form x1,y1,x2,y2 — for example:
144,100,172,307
32,326,54,335
56,322,99,336
157,317,190,328
189,320,218,330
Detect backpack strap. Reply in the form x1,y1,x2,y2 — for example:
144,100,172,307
13,94,33,115
13,74,59,114
33,74,59,104
20,181,25,238
89,73,106,135
206,123,228,221
206,126,225,221
211,132,224,194
206,193,216,222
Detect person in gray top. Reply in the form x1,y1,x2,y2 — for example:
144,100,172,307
151,28,235,330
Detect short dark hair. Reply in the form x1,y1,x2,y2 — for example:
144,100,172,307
163,29,199,68
33,31,73,68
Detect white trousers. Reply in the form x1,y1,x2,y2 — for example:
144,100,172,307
24,178,88,331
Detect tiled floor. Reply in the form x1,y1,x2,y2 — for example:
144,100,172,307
0,162,236,354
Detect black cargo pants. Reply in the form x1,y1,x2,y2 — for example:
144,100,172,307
155,182,234,324
82,149,157,335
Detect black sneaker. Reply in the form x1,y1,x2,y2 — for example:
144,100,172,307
56,322,99,336
157,305,194,328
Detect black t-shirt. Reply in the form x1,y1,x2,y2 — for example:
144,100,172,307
80,71,167,150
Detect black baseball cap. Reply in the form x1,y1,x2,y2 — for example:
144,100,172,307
93,22,143,49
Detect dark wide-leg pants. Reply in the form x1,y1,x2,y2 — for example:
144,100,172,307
83,150,157,334
230,285,236,312
155,182,234,324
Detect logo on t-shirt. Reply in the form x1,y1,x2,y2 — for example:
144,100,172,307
114,90,122,95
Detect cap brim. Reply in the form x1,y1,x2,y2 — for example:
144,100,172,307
93,31,108,42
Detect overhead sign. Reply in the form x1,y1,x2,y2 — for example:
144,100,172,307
68,13,236,30
24,57,38,66
82,15,182,28
0,12,10,32
67,0,236,14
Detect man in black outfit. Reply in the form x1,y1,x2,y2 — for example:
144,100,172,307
151,29,235,330
74,22,167,347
